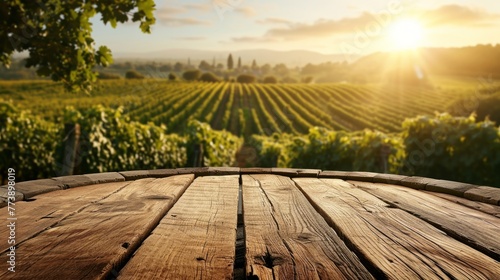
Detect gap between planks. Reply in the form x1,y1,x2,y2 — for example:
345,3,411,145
294,178,500,279
0,175,194,280
117,175,240,279
243,174,374,279
349,180,500,261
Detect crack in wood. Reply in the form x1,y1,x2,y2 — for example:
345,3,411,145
233,173,247,280
293,180,387,279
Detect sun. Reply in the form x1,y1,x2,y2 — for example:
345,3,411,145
387,19,424,50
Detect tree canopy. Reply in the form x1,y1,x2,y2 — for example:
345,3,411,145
0,0,156,93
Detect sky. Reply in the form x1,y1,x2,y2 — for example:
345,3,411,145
90,0,500,56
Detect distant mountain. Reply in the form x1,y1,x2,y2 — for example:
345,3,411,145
349,44,500,80
113,49,354,66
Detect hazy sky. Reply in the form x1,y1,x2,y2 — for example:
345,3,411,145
91,0,500,55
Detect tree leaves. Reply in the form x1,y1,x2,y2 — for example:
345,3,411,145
0,0,156,94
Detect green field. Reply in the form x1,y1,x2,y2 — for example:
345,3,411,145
0,79,473,137
2,78,499,187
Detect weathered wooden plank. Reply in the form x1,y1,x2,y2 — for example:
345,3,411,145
243,175,374,280
175,167,210,176
0,175,194,280
465,186,500,205
206,166,240,176
84,172,125,184
318,171,377,181
241,167,273,174
425,179,476,197
55,172,125,189
295,178,500,279
147,168,178,178
350,181,500,260
4,179,62,198
119,170,150,180
372,173,409,185
425,191,500,218
400,176,432,190
118,175,240,280
270,168,321,177
0,186,24,208
52,175,94,188
0,181,130,253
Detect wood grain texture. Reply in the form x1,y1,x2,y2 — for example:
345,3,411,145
0,186,23,208
118,175,240,280
270,168,321,177
0,181,130,252
0,175,194,280
350,181,500,260
294,178,500,279
6,179,62,198
425,191,500,218
425,179,476,197
243,174,374,280
465,186,500,205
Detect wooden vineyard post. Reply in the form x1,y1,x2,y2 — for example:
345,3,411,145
192,143,204,167
61,123,81,176
380,144,391,173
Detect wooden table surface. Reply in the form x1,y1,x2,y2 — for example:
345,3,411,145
1,168,499,279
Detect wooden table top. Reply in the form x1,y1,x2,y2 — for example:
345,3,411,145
1,168,499,279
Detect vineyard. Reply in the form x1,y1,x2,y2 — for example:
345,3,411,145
2,79,499,187
0,79,470,136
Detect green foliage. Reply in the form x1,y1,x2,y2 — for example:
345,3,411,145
61,105,187,173
182,69,202,81
237,74,256,83
227,53,234,70
401,113,500,186
0,0,156,93
125,70,145,79
262,76,278,84
199,72,221,83
0,100,61,181
97,72,121,80
0,80,491,136
476,93,500,124
250,127,403,172
185,120,243,167
249,133,292,167
168,72,177,81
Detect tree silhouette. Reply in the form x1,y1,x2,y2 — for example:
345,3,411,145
0,0,156,93
252,59,258,71
237,57,242,69
199,60,211,71
227,53,234,70
174,62,184,72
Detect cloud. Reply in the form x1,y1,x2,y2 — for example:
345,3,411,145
183,3,211,12
257,18,292,25
159,17,211,27
156,7,186,16
231,36,278,43
234,7,256,17
156,4,212,26
264,14,375,40
234,13,375,42
175,36,206,41
230,4,500,43
423,5,500,27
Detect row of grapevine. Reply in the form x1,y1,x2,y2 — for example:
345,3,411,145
1,80,484,136
2,97,499,187
0,101,243,182
249,113,500,187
